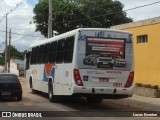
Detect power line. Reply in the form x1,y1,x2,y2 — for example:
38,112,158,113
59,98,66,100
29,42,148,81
0,25,35,30
11,32,35,43
12,31,46,43
0,32,43,51
125,1,160,12
0,29,44,39
54,0,160,24
0,0,25,23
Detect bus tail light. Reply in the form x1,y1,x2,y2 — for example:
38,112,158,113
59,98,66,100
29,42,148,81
125,72,134,88
73,69,83,86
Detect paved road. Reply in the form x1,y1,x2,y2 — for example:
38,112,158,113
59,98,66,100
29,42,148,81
0,77,159,120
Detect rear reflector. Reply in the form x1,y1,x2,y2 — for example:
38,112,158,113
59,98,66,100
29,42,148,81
73,69,83,86
125,72,134,88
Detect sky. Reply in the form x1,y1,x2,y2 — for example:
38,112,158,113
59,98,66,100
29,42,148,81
0,0,160,52
119,0,160,21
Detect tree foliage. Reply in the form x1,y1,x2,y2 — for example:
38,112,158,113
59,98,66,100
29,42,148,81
33,0,133,37
8,45,24,59
0,46,25,66
79,0,133,27
34,0,94,37
0,56,4,66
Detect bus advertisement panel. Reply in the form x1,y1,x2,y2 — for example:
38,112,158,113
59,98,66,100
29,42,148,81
84,37,126,68
77,30,133,71
86,38,125,58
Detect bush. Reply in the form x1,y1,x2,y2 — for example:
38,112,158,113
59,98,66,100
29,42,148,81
135,83,159,90
143,84,152,88
135,83,143,87
151,85,159,90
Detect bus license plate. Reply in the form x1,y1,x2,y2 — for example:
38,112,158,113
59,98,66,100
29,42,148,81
99,78,109,82
2,92,11,95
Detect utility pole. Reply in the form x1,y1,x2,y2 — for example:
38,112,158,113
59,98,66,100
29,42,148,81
5,13,8,72
2,1,25,72
48,0,52,38
8,29,11,73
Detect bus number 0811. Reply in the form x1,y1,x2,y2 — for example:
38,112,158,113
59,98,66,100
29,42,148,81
113,82,122,88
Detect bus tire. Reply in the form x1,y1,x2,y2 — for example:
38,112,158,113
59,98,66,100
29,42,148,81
48,82,57,103
87,97,103,103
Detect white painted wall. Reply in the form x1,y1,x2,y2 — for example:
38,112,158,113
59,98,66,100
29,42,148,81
9,59,24,76
0,66,4,73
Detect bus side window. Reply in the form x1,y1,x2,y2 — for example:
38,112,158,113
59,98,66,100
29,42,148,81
35,46,39,64
44,43,50,63
39,45,44,64
30,49,33,64
37,46,40,64
56,39,65,63
44,44,47,63
64,36,74,63
50,41,57,63
31,47,35,64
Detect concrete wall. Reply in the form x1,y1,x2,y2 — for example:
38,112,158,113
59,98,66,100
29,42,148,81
9,59,24,76
10,62,19,76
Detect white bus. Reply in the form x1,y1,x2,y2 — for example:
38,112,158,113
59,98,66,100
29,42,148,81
25,28,134,103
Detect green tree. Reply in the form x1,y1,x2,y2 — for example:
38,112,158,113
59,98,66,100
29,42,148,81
33,0,49,37
0,56,4,66
7,45,24,59
0,46,24,66
33,0,133,37
80,0,133,27
34,0,94,37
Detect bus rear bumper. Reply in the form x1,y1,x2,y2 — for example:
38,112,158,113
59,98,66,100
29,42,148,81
72,85,135,99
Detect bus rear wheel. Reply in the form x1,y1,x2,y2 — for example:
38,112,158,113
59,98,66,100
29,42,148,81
48,82,57,103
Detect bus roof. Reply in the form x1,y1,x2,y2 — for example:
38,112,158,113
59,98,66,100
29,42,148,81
29,28,131,49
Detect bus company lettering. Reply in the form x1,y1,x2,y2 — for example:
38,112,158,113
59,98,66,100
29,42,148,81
32,70,37,74
106,71,122,74
87,71,105,75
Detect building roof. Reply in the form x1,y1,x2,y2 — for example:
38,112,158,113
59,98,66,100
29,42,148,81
111,16,160,30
